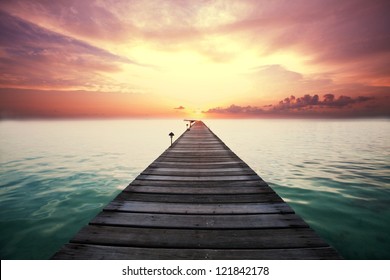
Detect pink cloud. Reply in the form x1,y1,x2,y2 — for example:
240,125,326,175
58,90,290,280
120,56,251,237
2,1,389,68
0,0,129,42
204,93,389,118
0,10,143,91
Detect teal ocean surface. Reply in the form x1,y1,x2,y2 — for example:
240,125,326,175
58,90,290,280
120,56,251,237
0,119,389,259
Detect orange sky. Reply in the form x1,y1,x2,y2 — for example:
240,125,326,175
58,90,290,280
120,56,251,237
0,0,389,119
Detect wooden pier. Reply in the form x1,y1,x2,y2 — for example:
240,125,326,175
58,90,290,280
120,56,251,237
52,121,340,259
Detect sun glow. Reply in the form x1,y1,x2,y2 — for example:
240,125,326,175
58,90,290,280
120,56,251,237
189,108,205,120
117,44,256,108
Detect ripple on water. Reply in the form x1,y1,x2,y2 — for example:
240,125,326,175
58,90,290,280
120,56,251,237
271,169,390,259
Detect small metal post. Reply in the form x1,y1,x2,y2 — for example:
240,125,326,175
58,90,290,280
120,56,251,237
169,132,175,146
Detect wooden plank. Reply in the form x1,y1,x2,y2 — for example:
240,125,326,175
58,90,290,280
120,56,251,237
91,212,309,229
170,147,229,150
150,160,246,165
151,161,245,166
52,244,342,260
143,167,253,173
155,157,243,163
129,179,269,187
135,174,261,181
104,201,295,214
141,167,257,176
152,158,244,163
171,147,229,150
160,152,239,157
169,150,231,154
113,192,283,203
70,226,330,249
124,185,271,194
141,170,257,176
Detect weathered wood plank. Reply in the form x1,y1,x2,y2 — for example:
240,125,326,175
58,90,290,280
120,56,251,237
148,162,249,168
169,147,229,150
171,147,230,151
143,167,254,173
161,152,239,157
70,226,330,249
155,157,243,163
141,167,257,176
104,201,295,214
141,171,258,176
135,174,261,181
91,212,309,229
153,158,244,163
52,244,342,260
113,192,283,203
129,179,269,188
169,151,230,154
150,160,245,165
124,185,271,194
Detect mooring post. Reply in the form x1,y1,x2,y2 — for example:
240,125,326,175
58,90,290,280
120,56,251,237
169,132,175,146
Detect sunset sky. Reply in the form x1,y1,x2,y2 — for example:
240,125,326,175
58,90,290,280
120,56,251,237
0,0,389,118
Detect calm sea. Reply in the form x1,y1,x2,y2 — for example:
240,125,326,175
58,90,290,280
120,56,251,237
0,119,389,259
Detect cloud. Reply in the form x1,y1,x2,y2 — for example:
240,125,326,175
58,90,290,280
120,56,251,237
2,1,389,55
174,106,185,110
205,104,264,115
204,93,389,118
248,63,390,105
0,0,204,46
215,1,390,83
220,1,390,61
248,64,335,100
0,10,141,91
1,1,389,70
0,0,129,42
251,65,303,82
273,94,373,111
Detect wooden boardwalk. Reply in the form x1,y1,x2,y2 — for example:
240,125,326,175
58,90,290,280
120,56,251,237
52,121,340,259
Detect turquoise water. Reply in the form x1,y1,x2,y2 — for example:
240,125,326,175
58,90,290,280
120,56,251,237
1,119,389,259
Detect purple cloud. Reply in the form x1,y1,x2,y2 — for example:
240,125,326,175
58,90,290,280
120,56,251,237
0,10,142,90
204,94,388,118
204,104,264,115
273,94,374,112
